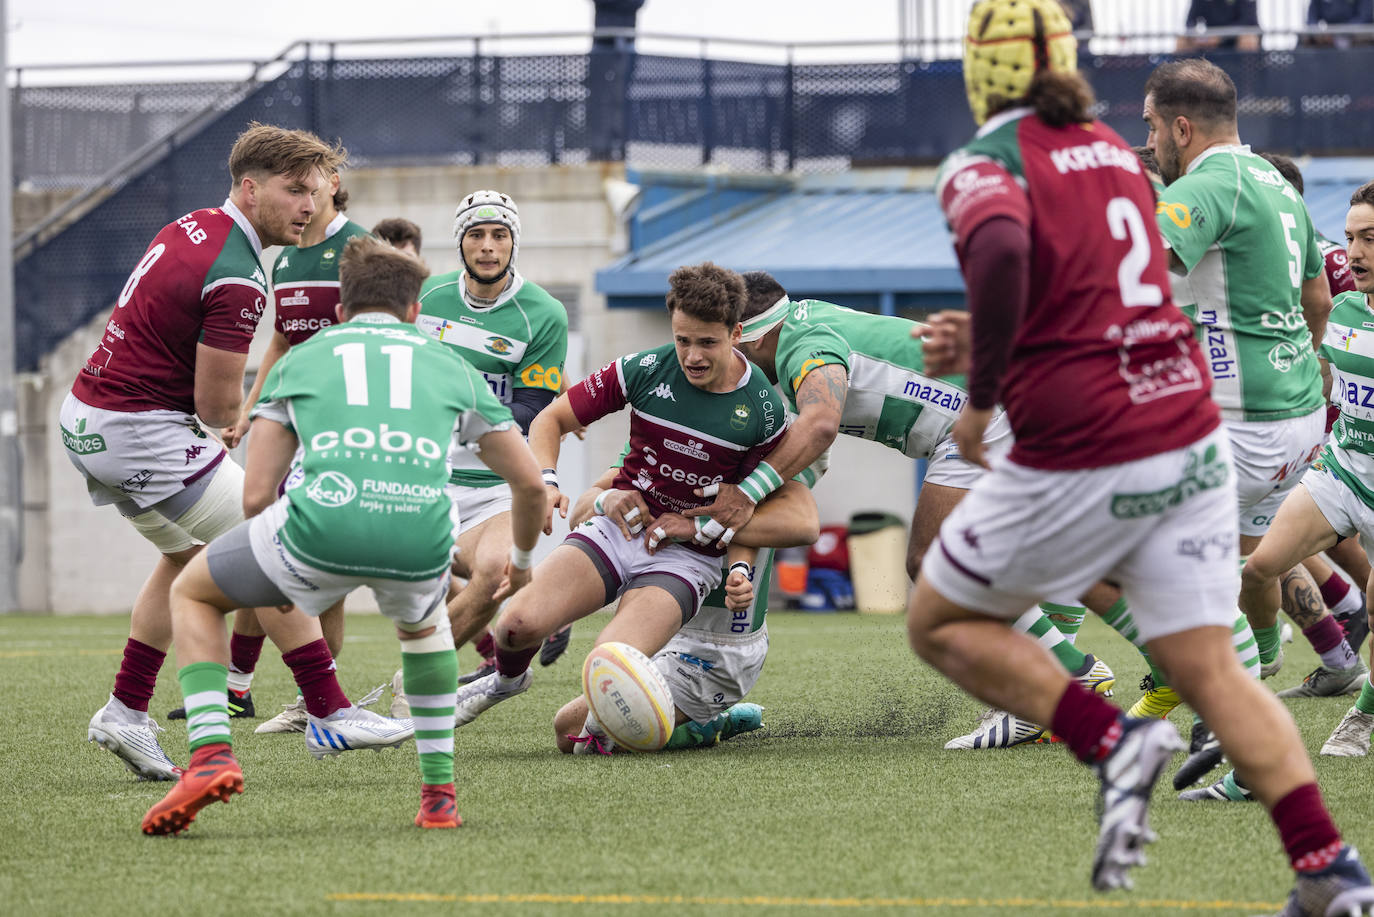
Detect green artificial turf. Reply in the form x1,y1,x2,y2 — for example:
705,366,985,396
2,611,1371,916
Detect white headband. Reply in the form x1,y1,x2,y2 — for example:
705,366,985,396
738,295,790,342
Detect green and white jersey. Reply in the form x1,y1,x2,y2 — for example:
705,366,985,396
773,299,968,459
252,313,514,580
1154,144,1324,421
415,269,568,487
1320,291,1374,506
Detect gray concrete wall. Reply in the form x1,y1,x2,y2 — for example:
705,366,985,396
17,163,914,613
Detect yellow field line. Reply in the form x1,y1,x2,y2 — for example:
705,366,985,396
0,648,120,658
326,892,1282,911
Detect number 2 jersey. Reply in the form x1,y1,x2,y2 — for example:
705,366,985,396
936,107,1217,470
71,200,268,415
251,314,514,580
567,344,787,558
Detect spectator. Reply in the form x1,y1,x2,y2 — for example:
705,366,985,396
1179,0,1261,52
1304,0,1374,47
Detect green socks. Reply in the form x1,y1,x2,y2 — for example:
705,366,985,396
178,661,231,752
401,648,458,786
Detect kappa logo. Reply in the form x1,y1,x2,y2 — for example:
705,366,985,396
278,254,289,270
184,444,206,465
652,383,676,401
251,267,266,285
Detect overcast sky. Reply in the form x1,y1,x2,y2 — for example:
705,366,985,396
8,0,906,70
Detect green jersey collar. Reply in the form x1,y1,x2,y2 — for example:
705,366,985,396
1185,143,1251,176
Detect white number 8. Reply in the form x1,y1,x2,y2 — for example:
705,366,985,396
118,244,166,308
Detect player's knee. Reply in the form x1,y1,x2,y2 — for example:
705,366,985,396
494,608,541,651
1239,554,1277,591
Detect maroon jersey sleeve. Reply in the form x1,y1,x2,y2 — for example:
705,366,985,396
940,159,1032,254
566,359,629,427
1327,246,1355,296
200,281,266,353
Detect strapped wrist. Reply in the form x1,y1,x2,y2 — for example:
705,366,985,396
737,461,784,504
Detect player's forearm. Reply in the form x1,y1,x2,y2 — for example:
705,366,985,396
528,394,582,470
732,480,820,549
1302,272,1333,354
242,333,289,418
508,478,546,552
760,409,838,484
962,216,1031,409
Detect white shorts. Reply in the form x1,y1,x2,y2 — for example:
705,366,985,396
1302,462,1374,567
1226,408,1325,536
126,459,246,553
565,515,724,627
217,499,449,625
445,481,512,535
652,624,768,724
60,392,228,512
921,426,1240,643
923,411,1013,491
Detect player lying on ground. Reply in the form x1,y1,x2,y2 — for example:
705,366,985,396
449,262,790,735
908,3,1374,912
549,448,823,753
141,237,545,835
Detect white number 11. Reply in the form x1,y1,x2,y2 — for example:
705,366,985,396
333,342,413,409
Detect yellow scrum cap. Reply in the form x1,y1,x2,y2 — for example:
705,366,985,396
963,0,1078,125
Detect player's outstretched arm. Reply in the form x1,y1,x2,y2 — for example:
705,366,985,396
225,331,289,448
528,392,587,530
194,343,251,429
689,364,845,538
475,427,545,597
242,418,299,517
729,480,819,549
1301,270,1333,355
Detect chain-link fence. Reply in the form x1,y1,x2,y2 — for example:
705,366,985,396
15,29,1374,369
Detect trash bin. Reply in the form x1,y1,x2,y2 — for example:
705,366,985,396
847,511,908,614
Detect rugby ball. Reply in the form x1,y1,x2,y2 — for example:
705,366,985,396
582,642,675,752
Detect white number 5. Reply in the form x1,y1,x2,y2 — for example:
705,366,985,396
1107,197,1163,307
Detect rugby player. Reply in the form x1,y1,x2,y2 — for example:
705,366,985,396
64,124,405,781
448,262,787,736
907,2,1374,909
140,237,545,834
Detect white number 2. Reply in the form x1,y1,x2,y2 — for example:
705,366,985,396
333,342,414,409
1107,197,1163,307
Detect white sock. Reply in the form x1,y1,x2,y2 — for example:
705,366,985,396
226,669,254,694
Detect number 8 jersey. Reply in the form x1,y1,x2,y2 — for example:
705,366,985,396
936,107,1216,470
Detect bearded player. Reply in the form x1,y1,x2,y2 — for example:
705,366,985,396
907,2,1374,911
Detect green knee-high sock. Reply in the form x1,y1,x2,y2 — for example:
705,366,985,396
1356,676,1374,715
1254,624,1283,666
401,648,458,786
1098,597,1170,687
1041,602,1087,644
1014,608,1088,673
1232,612,1261,679
179,661,231,752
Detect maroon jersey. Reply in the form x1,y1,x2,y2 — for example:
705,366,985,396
271,216,371,345
1320,234,1355,297
936,110,1218,470
567,343,786,557
71,203,267,414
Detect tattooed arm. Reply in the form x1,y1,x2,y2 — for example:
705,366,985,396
750,363,848,483
1280,564,1327,630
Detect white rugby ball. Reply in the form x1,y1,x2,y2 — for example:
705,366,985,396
582,642,675,752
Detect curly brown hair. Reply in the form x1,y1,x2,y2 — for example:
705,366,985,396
665,262,746,328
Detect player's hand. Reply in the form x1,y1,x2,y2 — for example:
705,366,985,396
493,562,533,604
952,405,994,470
599,489,650,540
221,411,252,449
918,310,972,376
688,483,756,541
644,512,695,554
724,567,754,612
543,485,569,535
